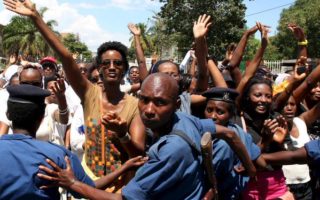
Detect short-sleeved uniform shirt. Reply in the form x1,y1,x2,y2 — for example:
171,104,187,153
122,112,216,200
0,134,94,199
212,123,261,200
305,139,320,178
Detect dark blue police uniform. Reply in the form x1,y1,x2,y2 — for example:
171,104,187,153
122,112,216,200
0,134,94,199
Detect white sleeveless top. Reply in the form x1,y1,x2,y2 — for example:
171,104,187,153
282,117,311,184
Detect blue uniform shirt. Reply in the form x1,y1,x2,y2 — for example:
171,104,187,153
122,112,216,200
0,134,95,199
305,139,320,178
212,123,261,200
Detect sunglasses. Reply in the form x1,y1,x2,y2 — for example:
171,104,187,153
100,60,123,68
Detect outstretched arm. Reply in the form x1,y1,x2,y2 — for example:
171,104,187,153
128,23,148,81
214,125,256,177
193,14,212,92
4,0,90,101
262,147,308,166
38,157,124,200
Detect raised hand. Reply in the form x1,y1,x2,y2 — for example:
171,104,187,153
3,0,36,16
128,23,141,36
193,14,212,39
272,115,288,144
51,78,66,100
262,118,279,144
293,56,308,81
37,156,76,189
288,23,306,41
101,111,128,137
256,22,270,47
245,24,259,36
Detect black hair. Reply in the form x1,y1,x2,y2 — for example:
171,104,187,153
7,101,45,135
96,41,129,73
179,73,193,92
129,66,139,73
240,76,273,112
44,75,58,89
149,60,180,74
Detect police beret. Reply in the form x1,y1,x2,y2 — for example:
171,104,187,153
202,87,239,103
7,84,50,105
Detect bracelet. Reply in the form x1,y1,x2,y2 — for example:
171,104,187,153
298,39,308,46
59,108,69,115
118,132,131,143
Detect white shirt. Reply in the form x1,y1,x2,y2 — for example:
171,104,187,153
282,117,311,184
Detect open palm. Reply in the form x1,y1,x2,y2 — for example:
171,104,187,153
128,23,141,36
193,14,212,39
4,0,35,16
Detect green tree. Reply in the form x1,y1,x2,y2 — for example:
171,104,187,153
128,17,179,61
62,33,92,62
157,0,246,60
147,16,180,58
2,7,57,58
274,0,320,59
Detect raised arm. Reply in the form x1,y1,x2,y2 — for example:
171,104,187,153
128,23,148,81
207,57,227,88
236,23,269,108
300,102,320,127
292,63,320,104
4,0,90,101
288,23,307,59
52,79,69,124
236,23,268,93
228,25,259,85
273,59,307,112
193,14,212,92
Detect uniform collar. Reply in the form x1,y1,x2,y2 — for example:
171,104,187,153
0,134,33,140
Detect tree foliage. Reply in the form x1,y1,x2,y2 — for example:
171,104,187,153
128,18,179,61
2,7,57,58
62,33,92,62
157,0,246,60
274,0,320,59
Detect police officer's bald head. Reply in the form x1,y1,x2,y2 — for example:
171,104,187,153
141,73,179,101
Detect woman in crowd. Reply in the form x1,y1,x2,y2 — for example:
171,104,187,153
4,0,146,193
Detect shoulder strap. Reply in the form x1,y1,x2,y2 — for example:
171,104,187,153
170,129,201,155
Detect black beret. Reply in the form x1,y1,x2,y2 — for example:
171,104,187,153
202,87,239,103
7,84,50,105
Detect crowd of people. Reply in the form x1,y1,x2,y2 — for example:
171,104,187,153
0,0,320,199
